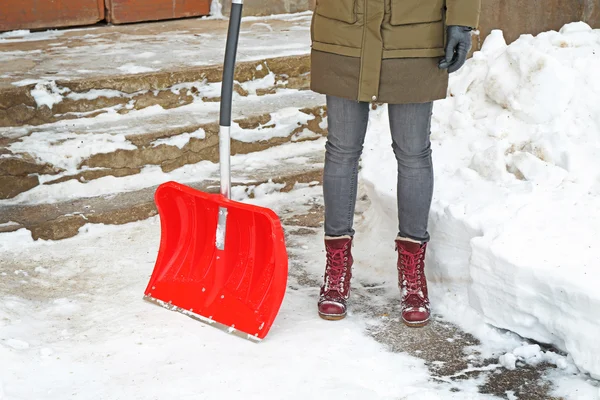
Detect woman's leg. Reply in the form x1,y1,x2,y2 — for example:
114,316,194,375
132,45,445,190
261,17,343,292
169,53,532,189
318,94,369,320
388,102,434,243
388,101,434,327
323,95,370,237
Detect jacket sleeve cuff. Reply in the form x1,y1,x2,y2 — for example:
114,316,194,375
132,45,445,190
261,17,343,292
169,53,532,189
445,0,481,29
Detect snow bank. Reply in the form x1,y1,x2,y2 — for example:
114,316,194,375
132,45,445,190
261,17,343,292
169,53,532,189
360,23,600,378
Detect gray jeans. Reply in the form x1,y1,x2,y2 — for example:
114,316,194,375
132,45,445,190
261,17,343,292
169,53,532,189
323,95,434,243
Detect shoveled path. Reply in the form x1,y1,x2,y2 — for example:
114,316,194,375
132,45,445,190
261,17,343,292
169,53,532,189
0,183,572,399
283,188,564,400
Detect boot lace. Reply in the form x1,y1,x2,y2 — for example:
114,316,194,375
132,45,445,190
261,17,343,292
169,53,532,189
399,247,427,307
324,246,348,293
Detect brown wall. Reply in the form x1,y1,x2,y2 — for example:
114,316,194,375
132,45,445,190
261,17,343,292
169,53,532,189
0,0,105,32
0,0,210,32
478,0,600,46
106,0,210,24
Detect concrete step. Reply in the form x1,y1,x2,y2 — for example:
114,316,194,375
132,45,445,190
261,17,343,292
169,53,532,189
0,14,311,89
0,12,312,128
0,144,325,241
0,54,310,127
0,89,327,200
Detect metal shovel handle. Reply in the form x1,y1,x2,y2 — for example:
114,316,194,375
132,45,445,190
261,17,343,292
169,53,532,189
219,0,244,200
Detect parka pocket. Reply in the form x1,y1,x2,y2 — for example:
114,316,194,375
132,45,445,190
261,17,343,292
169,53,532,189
315,0,357,24
390,0,444,25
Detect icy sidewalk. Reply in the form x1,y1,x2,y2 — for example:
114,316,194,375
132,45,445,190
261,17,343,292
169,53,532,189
3,180,594,399
360,22,600,380
3,179,597,399
0,184,492,400
0,12,312,89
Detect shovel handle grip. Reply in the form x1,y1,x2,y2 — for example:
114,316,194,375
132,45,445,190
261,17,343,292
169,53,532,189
219,0,243,199
219,0,243,128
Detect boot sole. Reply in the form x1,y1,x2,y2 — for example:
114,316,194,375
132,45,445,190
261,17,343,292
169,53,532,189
402,317,430,328
318,312,347,321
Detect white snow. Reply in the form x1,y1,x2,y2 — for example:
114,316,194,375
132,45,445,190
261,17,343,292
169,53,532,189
499,353,517,370
3,137,325,205
292,128,321,142
66,89,133,101
0,188,500,400
11,79,43,87
231,107,315,142
3,16,600,399
0,29,67,43
5,339,29,350
512,344,542,361
117,64,157,74
0,28,93,43
360,22,600,379
240,71,276,94
547,370,600,399
0,30,31,38
8,131,137,173
134,52,156,59
209,0,224,19
498,343,578,374
30,81,70,109
150,128,206,149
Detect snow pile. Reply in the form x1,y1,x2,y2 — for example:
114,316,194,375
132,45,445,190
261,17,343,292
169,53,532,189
360,22,600,378
30,81,70,109
499,344,574,372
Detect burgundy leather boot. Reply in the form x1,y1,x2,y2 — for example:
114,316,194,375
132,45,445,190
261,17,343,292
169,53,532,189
395,238,430,327
318,236,353,320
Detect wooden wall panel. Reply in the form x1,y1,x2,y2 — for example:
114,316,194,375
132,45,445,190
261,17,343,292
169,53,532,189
0,0,104,32
106,0,210,24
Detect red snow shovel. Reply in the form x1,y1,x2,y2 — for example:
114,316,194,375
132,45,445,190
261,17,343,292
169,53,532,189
144,0,288,341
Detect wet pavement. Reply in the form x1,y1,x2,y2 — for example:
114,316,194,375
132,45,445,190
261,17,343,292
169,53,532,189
281,190,566,400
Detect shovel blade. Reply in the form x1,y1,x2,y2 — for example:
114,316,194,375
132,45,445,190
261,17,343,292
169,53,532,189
145,181,288,341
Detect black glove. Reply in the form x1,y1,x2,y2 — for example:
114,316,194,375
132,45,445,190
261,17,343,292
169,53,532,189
438,25,473,73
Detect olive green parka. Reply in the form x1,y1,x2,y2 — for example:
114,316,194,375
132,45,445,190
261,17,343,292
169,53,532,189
310,0,481,104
